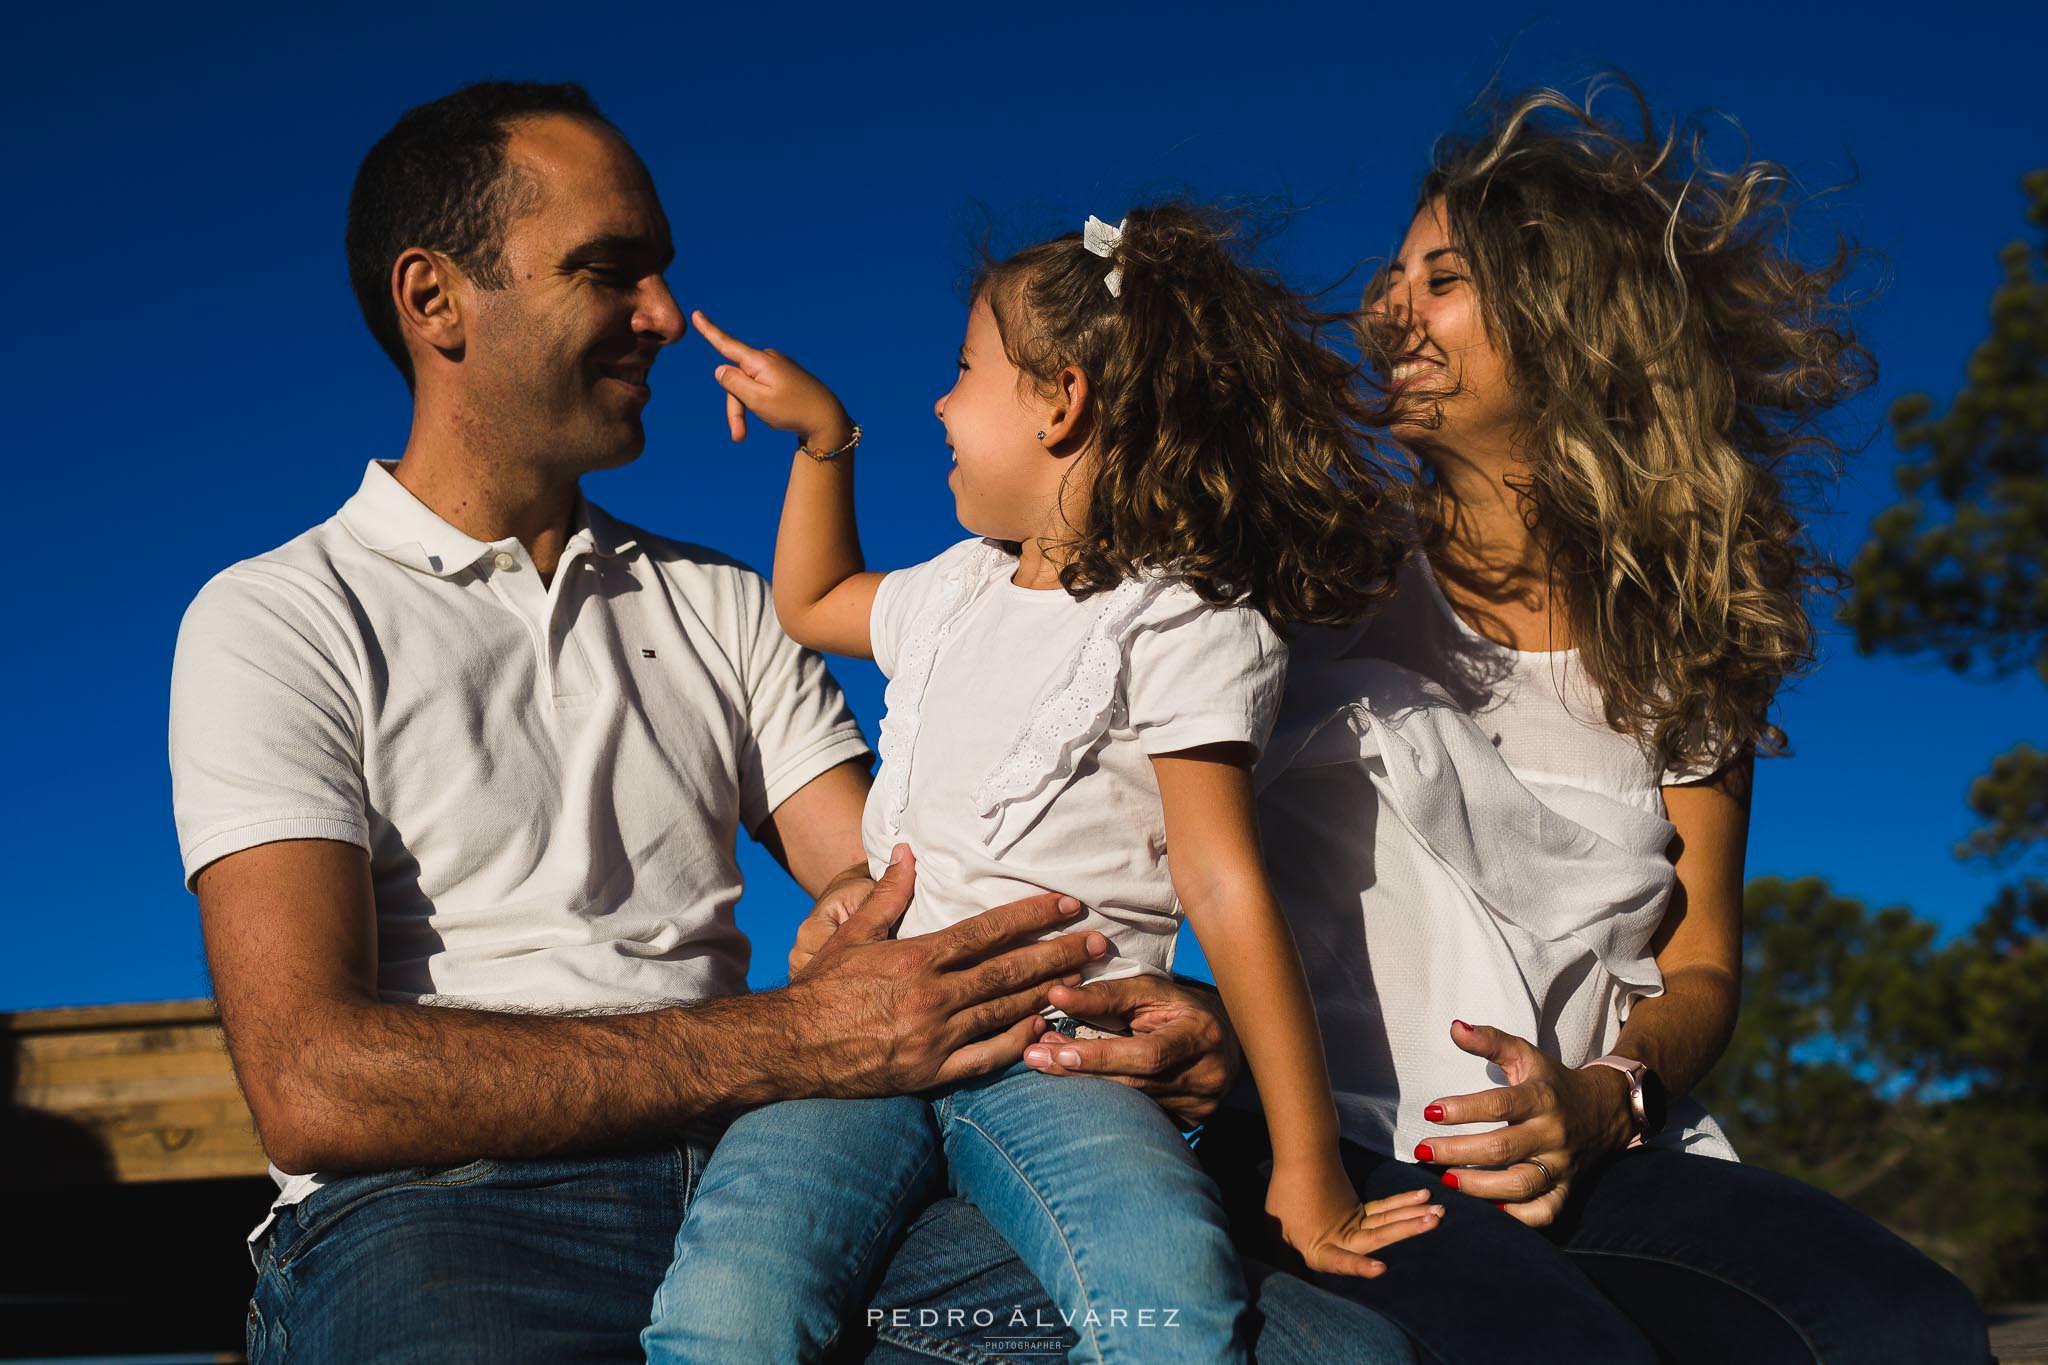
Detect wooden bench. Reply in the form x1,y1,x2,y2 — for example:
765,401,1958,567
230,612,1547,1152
7,1000,2036,1362
3,999,272,1358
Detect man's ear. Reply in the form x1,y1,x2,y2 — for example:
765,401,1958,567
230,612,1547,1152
1041,365,1092,453
392,248,466,369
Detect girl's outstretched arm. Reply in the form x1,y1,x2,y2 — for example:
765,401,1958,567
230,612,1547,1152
695,310,882,658
1153,744,1443,1277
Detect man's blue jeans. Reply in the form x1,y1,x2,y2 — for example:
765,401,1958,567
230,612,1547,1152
646,1062,1249,1363
246,1134,1417,1362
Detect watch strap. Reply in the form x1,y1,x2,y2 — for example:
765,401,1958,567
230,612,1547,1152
1583,1054,1648,1149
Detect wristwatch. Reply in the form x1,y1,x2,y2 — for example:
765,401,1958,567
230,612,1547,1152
1583,1055,1667,1148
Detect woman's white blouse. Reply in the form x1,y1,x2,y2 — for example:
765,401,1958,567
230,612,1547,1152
1256,553,1737,1161
862,538,1286,983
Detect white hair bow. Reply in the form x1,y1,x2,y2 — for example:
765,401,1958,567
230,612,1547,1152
1083,215,1126,298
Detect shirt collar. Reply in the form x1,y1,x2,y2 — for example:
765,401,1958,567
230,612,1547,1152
340,461,639,577
578,498,640,561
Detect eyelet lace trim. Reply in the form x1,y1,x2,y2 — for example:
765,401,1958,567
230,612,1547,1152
874,544,1178,839
874,541,1015,837
969,573,1174,824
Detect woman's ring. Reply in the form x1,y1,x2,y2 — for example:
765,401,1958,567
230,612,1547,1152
1525,1156,1557,1190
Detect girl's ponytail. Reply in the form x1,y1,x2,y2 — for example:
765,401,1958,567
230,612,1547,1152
978,202,1409,630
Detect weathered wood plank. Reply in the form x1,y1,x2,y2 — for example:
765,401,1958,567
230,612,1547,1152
1991,1304,2048,1364
5,998,268,1184
22,1047,242,1087
3,999,219,1032
18,1020,229,1061
23,1069,249,1110
88,1117,268,1183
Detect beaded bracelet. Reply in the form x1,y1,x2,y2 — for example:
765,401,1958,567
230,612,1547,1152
799,423,863,462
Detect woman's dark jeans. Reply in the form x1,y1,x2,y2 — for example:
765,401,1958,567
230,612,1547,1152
1199,1108,1990,1364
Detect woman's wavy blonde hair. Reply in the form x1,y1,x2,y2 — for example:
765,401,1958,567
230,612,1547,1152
1400,78,1874,771
977,202,1409,630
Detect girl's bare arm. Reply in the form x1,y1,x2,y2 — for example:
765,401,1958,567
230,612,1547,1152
695,309,882,657
1154,743,1441,1277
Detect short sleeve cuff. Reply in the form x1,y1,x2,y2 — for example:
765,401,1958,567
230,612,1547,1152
1662,752,1738,786
1138,715,1265,759
181,811,373,890
747,727,874,833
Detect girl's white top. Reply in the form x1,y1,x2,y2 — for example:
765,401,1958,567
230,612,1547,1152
1256,552,1738,1161
863,538,1286,982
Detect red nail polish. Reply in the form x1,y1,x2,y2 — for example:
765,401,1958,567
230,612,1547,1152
1424,1103,1445,1123
1442,1172,1460,1190
1452,1019,1471,1031
1495,1201,1508,1210
1413,1142,1434,1162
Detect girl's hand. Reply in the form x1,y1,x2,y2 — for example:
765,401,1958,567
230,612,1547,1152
1414,1019,1636,1228
788,864,876,979
693,310,853,451
1264,1161,1442,1278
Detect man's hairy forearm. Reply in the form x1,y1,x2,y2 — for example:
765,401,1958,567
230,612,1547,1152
205,839,1095,1176
236,987,829,1173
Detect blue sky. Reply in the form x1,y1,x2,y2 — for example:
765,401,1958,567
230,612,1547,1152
3,1,2042,1009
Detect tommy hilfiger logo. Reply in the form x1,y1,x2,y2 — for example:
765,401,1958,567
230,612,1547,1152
641,649,657,659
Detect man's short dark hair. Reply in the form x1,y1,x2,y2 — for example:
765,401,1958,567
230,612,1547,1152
346,81,615,386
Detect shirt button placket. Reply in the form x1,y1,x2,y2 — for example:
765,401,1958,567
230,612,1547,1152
486,547,556,697
544,551,597,702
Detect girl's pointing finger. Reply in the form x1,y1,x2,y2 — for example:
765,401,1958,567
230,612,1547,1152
692,310,761,368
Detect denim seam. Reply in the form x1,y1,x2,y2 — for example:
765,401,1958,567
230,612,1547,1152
1570,1246,1826,1362
822,1135,947,1356
950,1112,1103,1364
251,1224,294,1363
679,1140,700,1211
276,1160,499,1271
875,1323,1020,1365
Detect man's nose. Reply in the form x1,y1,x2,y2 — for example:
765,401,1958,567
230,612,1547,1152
637,274,685,345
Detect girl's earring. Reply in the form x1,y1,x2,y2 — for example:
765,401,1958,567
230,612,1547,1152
1036,431,1046,441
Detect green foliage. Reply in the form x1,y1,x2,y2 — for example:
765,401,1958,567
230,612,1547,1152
1960,743,2048,865
1844,169,2048,682
1711,171,2048,1303
1695,878,2048,1300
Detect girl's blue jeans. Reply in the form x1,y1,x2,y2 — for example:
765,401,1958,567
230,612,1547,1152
240,1114,1417,1363
645,1060,1252,1364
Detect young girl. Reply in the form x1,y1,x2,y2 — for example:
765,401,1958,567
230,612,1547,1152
640,205,1442,1364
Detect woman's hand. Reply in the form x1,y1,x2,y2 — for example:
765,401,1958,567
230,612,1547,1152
1264,1161,1442,1278
1019,976,1243,1128
1414,1020,1635,1227
788,862,877,979
693,310,853,451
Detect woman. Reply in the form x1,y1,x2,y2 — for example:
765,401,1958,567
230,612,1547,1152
1193,82,1989,1363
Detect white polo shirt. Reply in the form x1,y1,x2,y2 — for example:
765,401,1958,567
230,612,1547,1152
170,461,871,1019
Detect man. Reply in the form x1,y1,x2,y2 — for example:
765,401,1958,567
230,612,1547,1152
170,82,1306,1361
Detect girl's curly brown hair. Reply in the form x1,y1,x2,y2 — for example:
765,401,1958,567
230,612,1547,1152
976,202,1409,630
1396,79,1875,771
